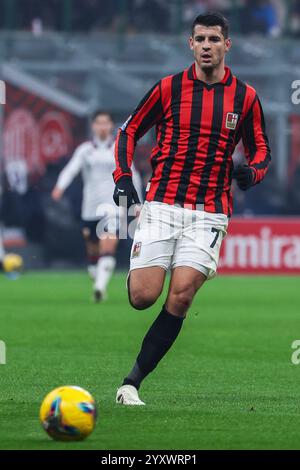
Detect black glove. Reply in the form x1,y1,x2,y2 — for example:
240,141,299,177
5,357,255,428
233,165,256,191
113,175,140,207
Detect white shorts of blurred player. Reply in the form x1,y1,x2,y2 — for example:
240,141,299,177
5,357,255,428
129,201,228,280
93,204,127,239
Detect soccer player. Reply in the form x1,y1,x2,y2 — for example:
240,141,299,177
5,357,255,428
0,196,4,270
52,111,143,302
113,12,271,405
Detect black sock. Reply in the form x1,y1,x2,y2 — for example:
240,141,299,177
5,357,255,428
123,305,184,389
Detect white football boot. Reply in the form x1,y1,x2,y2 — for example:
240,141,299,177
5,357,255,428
116,385,145,406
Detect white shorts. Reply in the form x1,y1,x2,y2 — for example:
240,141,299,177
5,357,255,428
129,201,228,280
85,204,126,239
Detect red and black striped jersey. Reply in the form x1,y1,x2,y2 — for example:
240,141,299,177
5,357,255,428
113,64,271,216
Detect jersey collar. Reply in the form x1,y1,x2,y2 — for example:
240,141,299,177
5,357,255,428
187,63,233,88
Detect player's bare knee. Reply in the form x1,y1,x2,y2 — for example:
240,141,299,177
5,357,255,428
175,292,192,311
127,278,154,310
129,289,157,310
169,285,195,311
128,272,163,310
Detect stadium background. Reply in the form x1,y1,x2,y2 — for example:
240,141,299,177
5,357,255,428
0,0,300,273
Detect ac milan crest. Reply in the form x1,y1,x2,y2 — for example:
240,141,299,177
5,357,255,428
131,242,142,258
226,112,239,130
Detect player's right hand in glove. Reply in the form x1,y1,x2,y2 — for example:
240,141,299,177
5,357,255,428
113,175,140,208
233,164,256,191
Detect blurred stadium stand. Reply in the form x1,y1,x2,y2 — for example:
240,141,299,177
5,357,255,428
0,0,299,271
0,1,298,37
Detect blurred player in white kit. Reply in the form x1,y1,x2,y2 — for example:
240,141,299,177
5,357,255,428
52,111,143,302
0,191,5,270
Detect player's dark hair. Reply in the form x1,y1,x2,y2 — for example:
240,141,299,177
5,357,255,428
92,110,114,122
192,12,229,39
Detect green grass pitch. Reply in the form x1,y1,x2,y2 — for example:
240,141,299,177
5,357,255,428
0,271,299,450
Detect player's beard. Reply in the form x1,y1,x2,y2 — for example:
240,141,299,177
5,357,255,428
200,62,214,73
197,54,224,74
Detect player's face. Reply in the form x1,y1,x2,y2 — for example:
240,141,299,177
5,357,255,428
189,25,231,71
92,115,114,140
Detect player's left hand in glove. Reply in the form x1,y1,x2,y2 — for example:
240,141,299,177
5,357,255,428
113,175,140,207
233,165,256,191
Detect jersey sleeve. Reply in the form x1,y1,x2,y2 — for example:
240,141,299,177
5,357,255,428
241,94,271,184
113,81,163,183
56,145,84,191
